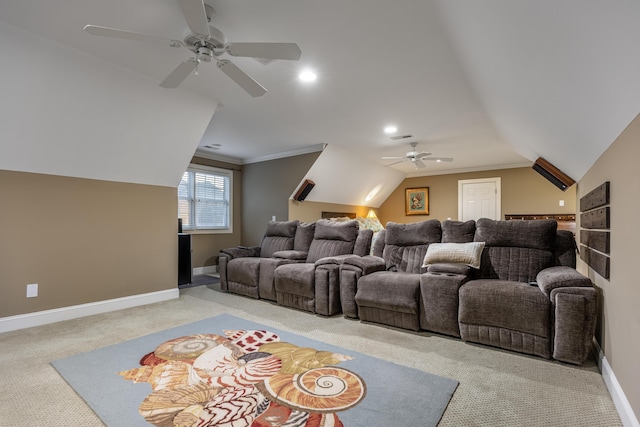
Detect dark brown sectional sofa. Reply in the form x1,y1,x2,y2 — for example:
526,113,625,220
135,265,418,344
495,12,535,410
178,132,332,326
220,218,596,365
341,218,596,365
219,219,372,316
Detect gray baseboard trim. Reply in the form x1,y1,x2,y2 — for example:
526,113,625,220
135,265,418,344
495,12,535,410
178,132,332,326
0,288,179,334
594,339,639,427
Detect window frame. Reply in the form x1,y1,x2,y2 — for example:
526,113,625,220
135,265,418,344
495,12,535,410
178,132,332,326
178,164,233,234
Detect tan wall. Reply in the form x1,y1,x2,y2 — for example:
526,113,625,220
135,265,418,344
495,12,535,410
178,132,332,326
289,201,374,223
0,170,177,318
378,167,576,224
188,157,243,269
577,113,640,419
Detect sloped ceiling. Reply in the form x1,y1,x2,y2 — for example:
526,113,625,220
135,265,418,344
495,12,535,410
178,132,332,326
294,145,405,208
0,1,639,195
0,16,217,188
434,0,640,180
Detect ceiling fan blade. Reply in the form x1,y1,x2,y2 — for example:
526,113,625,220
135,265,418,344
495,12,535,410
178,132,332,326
225,43,302,61
177,0,211,38
217,60,267,97
414,159,426,169
424,157,454,162
159,59,197,88
381,156,406,160
415,151,431,158
83,25,183,48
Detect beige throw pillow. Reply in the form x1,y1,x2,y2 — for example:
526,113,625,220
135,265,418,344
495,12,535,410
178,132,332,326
422,242,485,269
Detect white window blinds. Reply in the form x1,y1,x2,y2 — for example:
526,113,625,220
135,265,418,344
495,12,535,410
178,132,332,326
178,166,231,231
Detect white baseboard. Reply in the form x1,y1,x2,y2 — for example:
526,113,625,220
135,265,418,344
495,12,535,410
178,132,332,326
0,288,179,334
193,265,217,275
594,339,640,427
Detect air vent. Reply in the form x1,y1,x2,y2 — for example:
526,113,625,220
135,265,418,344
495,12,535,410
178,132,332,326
390,134,413,140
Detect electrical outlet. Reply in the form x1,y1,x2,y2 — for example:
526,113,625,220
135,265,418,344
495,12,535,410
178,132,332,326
559,200,565,207
26,283,38,298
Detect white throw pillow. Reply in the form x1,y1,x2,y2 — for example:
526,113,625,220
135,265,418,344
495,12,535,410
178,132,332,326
422,242,485,269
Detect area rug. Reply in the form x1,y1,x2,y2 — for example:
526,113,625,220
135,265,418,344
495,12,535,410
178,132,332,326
52,314,458,426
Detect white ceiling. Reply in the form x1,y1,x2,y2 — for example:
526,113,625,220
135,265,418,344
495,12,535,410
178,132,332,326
1,0,638,180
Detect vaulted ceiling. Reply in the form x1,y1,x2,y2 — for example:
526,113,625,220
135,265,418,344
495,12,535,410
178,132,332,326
1,0,639,184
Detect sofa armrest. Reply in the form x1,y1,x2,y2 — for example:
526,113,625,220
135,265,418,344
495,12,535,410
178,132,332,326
314,262,344,316
272,250,308,261
551,286,598,364
338,256,386,319
220,246,260,259
426,263,472,275
536,266,592,298
341,255,386,274
420,272,469,337
314,254,361,267
218,255,229,291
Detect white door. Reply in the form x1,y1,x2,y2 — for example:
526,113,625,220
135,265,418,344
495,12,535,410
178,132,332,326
458,178,501,221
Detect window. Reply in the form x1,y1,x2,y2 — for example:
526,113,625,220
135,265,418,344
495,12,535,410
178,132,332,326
178,165,232,232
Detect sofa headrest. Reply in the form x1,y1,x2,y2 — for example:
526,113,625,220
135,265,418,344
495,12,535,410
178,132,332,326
474,218,557,251
442,220,476,243
294,222,316,251
314,219,359,242
385,220,442,246
264,220,299,238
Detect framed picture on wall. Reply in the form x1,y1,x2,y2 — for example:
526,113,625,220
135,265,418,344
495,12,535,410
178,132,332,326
405,187,429,215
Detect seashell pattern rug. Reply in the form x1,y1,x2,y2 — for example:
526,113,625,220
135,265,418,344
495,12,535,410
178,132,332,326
52,314,458,426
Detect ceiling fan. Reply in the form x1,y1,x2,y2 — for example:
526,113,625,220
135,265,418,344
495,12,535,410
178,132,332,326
383,142,453,169
83,0,302,97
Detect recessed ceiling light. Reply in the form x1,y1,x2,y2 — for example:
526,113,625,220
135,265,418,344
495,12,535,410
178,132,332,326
384,125,397,134
299,70,317,82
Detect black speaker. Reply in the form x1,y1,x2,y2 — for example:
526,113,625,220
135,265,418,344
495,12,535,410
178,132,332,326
532,157,575,191
293,179,315,201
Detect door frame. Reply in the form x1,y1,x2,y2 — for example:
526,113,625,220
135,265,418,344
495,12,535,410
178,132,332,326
457,177,502,221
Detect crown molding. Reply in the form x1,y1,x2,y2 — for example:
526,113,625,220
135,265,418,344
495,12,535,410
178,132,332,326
242,144,326,165
405,161,533,178
193,149,244,164
194,143,326,165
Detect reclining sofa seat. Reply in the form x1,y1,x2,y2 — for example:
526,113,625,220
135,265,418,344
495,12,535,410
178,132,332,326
345,220,442,331
458,218,597,364
274,219,373,316
219,220,315,301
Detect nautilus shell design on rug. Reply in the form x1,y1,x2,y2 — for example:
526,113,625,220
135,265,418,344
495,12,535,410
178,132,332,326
118,328,367,426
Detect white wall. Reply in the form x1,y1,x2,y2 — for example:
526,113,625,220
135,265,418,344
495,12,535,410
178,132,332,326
0,21,217,187
294,144,405,208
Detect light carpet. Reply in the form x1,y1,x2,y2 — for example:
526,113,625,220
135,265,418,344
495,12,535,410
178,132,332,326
0,284,623,426
51,314,458,426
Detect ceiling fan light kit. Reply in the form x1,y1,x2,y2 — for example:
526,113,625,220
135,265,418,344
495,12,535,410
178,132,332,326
83,0,302,96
